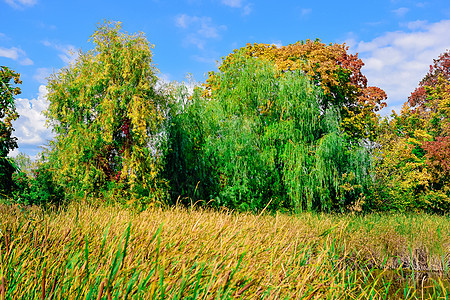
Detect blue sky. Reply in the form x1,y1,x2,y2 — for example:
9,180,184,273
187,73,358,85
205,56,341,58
1,0,450,157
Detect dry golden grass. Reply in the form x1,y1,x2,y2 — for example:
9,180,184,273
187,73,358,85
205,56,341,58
0,202,449,299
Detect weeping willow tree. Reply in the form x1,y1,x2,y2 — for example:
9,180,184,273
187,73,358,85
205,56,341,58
166,51,371,212
45,22,168,205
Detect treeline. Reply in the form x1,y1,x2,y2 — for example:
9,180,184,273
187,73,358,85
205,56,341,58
1,22,449,213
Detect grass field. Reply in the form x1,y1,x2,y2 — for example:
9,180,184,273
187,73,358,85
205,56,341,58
1,202,450,299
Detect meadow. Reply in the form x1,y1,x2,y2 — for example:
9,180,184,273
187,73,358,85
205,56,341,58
1,202,449,299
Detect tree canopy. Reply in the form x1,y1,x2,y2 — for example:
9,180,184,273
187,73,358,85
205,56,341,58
6,20,449,214
45,21,167,204
373,50,450,212
165,51,371,212
204,41,387,141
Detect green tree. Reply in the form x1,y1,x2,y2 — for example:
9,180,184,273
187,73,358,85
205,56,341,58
45,21,167,205
166,52,371,212
0,66,20,195
205,41,387,141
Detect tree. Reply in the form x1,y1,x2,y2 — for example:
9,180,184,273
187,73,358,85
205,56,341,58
373,50,450,212
371,112,432,211
166,52,371,212
408,50,450,137
205,41,387,141
45,21,167,204
0,66,20,195
407,50,450,194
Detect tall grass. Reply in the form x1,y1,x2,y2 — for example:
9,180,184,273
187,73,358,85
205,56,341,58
1,203,449,299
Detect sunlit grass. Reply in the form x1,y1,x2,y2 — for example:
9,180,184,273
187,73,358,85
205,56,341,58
1,203,449,299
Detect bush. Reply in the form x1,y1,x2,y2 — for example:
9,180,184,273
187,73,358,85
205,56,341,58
10,165,64,206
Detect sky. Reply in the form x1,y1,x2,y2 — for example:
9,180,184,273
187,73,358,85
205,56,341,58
1,0,450,158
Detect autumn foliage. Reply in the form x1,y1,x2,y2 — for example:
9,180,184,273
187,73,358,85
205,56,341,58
44,22,168,205
205,41,387,140
4,20,450,214
373,50,450,212
409,51,450,190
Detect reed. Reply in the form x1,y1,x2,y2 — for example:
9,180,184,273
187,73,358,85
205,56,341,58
0,203,449,299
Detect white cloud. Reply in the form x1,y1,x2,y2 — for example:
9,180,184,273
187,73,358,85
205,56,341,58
12,85,53,147
392,7,409,17
184,35,206,49
175,14,226,49
221,0,252,15
175,15,225,38
4,0,37,9
242,4,252,16
351,19,450,114
0,46,33,65
42,40,78,65
175,14,197,28
20,57,33,65
222,0,242,8
8,148,19,157
301,8,312,17
405,20,428,30
416,2,428,8
0,47,18,60
198,21,225,38
33,67,52,84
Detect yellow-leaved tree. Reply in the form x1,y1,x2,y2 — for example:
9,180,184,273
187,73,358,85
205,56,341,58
373,50,450,212
45,21,168,205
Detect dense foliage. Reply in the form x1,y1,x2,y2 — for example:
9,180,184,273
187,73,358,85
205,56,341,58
165,52,371,212
44,22,168,206
3,21,449,214
11,163,64,206
0,66,20,196
373,50,450,212
205,41,387,141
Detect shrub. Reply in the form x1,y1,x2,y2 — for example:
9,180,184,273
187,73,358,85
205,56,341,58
10,164,64,206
